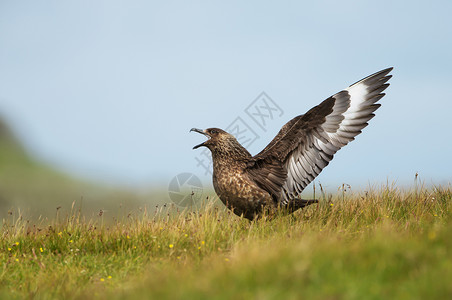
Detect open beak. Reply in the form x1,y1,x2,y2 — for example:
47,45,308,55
190,128,209,149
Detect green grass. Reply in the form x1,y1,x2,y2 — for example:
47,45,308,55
1,185,451,299
1,121,451,298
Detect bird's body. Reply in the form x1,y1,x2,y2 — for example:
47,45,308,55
192,68,393,220
210,146,273,219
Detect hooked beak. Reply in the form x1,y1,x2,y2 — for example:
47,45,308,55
190,128,209,149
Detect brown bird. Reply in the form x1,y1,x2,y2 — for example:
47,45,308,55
191,68,393,220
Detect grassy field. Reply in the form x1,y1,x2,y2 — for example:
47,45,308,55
1,121,452,299
1,185,451,299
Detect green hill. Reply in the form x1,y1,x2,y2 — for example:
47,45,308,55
0,118,164,221
0,118,29,166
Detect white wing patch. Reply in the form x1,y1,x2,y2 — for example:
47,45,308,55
281,68,392,204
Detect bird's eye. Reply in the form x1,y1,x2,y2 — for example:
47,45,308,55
210,129,217,134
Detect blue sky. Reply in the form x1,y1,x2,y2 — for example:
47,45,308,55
1,1,451,190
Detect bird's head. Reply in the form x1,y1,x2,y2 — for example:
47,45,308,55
190,128,234,150
190,127,252,159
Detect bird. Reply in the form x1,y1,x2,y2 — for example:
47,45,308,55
191,68,393,220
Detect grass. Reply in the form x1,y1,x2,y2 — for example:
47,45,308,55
1,185,451,299
1,122,451,298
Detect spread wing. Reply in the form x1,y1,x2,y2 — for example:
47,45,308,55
246,67,393,204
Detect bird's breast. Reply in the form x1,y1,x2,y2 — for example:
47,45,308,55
212,163,272,218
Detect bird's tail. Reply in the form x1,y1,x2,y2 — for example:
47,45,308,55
284,198,319,213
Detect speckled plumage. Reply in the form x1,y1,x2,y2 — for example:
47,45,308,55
208,133,274,219
192,68,393,220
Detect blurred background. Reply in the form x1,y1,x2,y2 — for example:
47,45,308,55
1,1,451,220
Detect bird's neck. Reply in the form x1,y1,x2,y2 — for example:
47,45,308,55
211,142,252,164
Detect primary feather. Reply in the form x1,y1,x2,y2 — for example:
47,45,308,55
248,68,392,204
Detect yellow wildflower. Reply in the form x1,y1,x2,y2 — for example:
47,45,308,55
100,278,105,282
40,247,44,253
15,242,19,246
169,244,174,248
107,276,112,279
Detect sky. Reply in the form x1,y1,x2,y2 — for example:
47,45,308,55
0,1,451,192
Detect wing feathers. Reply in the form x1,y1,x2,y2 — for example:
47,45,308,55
246,68,393,205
